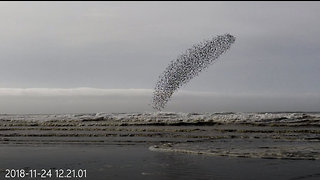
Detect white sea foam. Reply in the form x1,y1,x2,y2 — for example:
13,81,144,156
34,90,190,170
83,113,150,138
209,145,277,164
0,112,319,126
1,112,319,160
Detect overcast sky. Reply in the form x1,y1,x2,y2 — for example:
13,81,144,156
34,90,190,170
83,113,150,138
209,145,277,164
0,2,319,113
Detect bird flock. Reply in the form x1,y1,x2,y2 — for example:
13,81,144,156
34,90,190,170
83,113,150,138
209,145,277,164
152,34,236,111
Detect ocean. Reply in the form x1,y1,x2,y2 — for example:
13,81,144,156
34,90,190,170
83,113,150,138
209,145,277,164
1,112,320,179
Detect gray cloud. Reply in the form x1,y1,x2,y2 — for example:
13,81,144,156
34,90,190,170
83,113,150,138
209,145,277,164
0,2,319,113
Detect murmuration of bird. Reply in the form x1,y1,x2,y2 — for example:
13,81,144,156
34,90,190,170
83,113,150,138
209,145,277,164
152,34,236,111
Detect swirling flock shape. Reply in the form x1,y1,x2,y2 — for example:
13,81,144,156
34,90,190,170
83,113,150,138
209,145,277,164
152,34,236,111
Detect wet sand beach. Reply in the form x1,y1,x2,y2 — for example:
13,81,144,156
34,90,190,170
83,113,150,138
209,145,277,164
1,144,320,180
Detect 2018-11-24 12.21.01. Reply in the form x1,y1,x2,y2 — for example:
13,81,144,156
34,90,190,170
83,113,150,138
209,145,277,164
4,169,87,179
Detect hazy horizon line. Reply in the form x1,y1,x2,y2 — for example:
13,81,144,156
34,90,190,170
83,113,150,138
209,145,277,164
0,87,319,98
